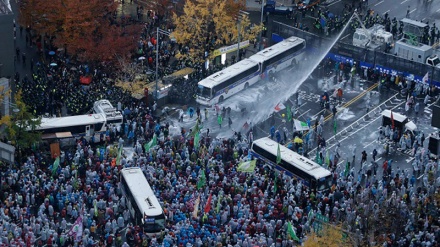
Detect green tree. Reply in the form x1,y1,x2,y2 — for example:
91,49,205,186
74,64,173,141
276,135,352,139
0,91,41,158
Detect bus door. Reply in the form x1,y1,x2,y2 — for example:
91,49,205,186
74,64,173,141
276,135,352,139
310,179,317,190
86,125,91,136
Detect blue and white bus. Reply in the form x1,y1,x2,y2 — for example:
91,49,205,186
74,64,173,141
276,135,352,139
251,137,332,192
196,36,306,106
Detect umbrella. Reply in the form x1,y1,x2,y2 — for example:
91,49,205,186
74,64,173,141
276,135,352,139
48,51,56,55
50,63,57,67
138,56,146,60
293,137,303,144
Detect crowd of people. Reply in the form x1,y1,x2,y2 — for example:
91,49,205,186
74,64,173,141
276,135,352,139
1,91,439,246
4,1,440,247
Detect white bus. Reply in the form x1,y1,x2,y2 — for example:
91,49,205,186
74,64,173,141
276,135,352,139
196,59,261,105
120,167,166,238
29,100,123,138
196,36,306,106
250,137,332,192
34,113,110,136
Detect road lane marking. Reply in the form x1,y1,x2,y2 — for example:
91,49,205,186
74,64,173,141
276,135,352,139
308,93,401,152
297,108,311,118
383,10,390,15
324,83,378,122
374,0,384,6
327,0,341,7
341,34,351,40
437,9,440,13
400,0,409,4
410,8,417,14
363,140,376,148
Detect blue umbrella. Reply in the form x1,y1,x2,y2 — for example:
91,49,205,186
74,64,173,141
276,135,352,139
49,51,56,55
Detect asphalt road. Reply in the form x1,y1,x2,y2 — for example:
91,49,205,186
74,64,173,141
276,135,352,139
369,0,440,27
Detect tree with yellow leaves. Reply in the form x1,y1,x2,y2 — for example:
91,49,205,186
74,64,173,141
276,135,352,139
172,0,262,63
303,224,354,247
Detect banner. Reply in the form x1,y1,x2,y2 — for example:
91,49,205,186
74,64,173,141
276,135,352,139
212,40,250,57
294,119,310,131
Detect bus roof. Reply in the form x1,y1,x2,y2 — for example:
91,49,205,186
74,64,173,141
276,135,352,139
249,36,305,63
198,59,259,88
37,113,106,130
252,137,331,179
120,168,163,216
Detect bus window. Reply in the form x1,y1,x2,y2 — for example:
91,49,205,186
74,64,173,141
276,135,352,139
144,214,166,233
200,86,212,99
317,176,333,191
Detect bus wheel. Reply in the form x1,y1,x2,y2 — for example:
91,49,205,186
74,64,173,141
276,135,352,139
244,82,249,89
269,70,274,80
291,59,297,68
218,96,224,103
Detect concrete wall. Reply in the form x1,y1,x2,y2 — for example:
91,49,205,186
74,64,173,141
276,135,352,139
0,13,14,78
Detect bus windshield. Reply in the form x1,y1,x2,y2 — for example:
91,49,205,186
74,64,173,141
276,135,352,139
144,214,166,233
317,176,333,191
199,86,212,99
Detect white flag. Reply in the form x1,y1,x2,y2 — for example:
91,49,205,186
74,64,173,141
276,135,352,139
67,215,83,241
274,102,286,112
422,72,429,84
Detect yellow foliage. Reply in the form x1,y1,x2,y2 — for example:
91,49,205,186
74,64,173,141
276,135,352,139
303,225,353,247
172,0,263,63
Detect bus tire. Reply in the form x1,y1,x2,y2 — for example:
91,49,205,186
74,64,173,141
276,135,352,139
269,70,274,79
218,96,224,103
291,59,297,68
244,82,249,89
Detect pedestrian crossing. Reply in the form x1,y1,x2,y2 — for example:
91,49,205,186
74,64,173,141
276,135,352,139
424,107,432,116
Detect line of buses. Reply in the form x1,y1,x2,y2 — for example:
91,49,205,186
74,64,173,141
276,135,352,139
196,36,306,106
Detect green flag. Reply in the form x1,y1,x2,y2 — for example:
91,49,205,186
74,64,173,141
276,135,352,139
191,121,201,137
215,195,222,213
287,105,292,122
287,221,300,241
144,134,157,153
334,119,337,135
52,157,60,176
116,146,123,166
344,161,350,177
194,131,200,150
276,143,281,164
94,200,98,217
237,160,257,172
273,170,279,193
315,151,321,164
73,170,78,190
197,169,206,189
325,150,330,166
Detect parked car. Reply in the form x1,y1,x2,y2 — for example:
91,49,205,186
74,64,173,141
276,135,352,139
263,1,295,15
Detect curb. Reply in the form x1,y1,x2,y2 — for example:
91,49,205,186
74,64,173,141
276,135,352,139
246,6,262,11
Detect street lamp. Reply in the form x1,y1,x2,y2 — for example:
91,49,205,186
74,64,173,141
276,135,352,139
236,10,249,61
155,27,171,101
259,0,265,51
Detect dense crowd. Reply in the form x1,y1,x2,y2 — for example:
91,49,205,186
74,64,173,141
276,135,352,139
1,88,439,246
5,1,440,247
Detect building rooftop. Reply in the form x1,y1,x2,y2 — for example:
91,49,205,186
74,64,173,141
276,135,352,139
0,0,12,15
